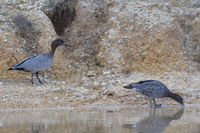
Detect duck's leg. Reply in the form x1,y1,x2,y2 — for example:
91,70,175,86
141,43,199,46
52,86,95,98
36,72,43,84
149,97,153,108
153,98,162,108
31,73,34,84
149,106,156,117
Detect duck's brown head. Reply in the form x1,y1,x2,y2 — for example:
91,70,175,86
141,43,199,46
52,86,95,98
51,39,65,53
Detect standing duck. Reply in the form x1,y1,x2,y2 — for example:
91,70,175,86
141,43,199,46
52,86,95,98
123,80,184,107
8,39,66,84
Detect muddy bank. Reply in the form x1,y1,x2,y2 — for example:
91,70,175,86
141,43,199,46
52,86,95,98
0,72,199,108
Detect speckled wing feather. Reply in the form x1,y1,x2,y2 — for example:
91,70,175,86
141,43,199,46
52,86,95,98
131,80,170,98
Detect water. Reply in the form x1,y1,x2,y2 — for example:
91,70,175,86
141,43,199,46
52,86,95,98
0,105,200,133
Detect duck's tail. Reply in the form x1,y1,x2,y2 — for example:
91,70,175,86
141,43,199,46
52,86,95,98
8,67,25,71
8,66,24,71
8,67,14,70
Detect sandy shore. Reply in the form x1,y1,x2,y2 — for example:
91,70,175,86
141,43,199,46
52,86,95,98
0,72,199,108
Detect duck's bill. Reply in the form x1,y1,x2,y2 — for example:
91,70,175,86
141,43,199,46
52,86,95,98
65,43,72,47
123,85,132,89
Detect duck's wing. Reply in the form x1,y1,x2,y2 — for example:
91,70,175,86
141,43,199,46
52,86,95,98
8,55,38,71
124,80,157,90
134,80,158,84
138,82,170,97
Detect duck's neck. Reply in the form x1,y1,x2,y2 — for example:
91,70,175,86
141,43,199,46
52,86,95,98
168,92,182,104
49,50,56,57
50,46,58,56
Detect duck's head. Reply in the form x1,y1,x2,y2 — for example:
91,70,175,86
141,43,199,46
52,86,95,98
173,94,184,106
123,84,134,89
51,39,66,52
169,92,184,106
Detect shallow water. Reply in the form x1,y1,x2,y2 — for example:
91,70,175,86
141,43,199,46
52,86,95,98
0,105,199,133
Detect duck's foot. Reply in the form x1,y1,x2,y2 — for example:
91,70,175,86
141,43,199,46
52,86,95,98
150,104,163,108
36,72,44,84
30,79,43,85
38,80,43,84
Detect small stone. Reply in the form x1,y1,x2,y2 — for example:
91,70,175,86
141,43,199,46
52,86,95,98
34,100,40,104
68,88,76,92
103,71,110,75
54,97,58,100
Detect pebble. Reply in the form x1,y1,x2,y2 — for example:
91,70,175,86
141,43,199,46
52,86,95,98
54,97,58,100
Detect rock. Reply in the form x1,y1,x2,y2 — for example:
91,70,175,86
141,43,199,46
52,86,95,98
0,0,200,82
67,88,76,92
192,0,200,7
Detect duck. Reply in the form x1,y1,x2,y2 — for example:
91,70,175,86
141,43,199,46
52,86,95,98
123,80,184,107
8,39,66,84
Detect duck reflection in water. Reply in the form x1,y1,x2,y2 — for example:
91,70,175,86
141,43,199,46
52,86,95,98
123,107,184,133
31,124,46,133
